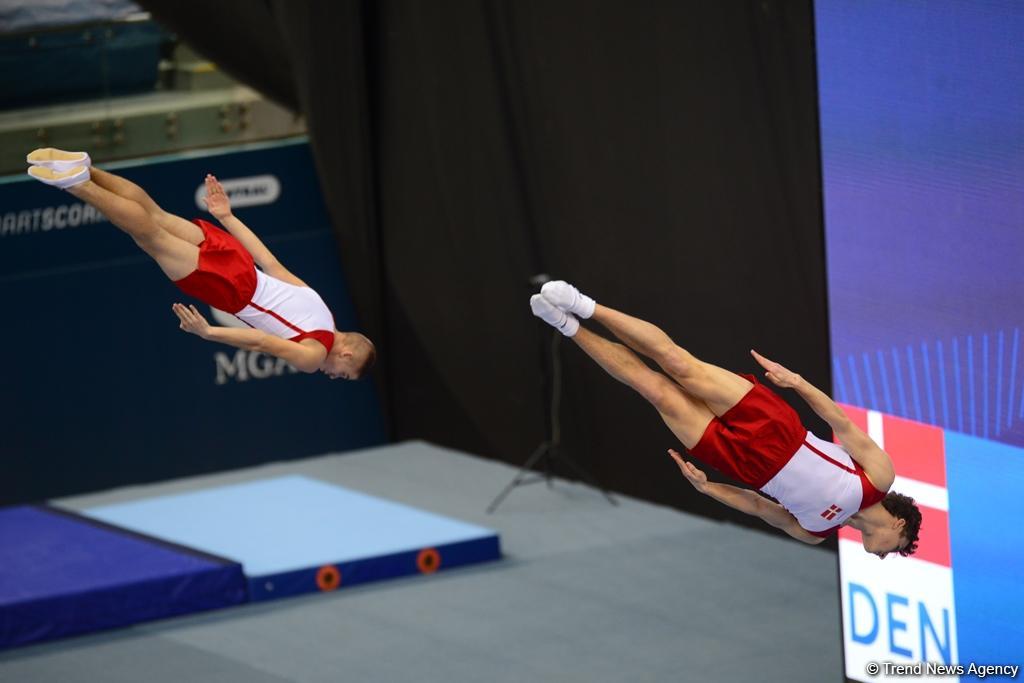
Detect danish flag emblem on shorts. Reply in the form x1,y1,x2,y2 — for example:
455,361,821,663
820,504,842,521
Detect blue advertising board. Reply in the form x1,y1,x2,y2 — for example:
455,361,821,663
0,138,386,504
815,1,1024,679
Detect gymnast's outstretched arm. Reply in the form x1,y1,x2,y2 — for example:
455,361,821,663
201,174,308,287
171,303,325,373
750,350,895,491
668,449,826,545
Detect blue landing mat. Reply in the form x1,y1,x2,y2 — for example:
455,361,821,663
83,476,502,601
0,505,246,650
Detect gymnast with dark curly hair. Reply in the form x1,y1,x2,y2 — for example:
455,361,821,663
531,280,922,558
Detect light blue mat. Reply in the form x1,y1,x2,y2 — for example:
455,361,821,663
84,476,499,577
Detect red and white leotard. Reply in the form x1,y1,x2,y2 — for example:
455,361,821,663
759,432,886,536
234,269,336,353
173,219,336,353
690,374,888,537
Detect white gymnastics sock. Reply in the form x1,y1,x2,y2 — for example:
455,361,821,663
27,165,90,189
530,294,579,337
27,148,91,172
540,280,596,319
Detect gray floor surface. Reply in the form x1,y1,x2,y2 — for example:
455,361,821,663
1,441,844,682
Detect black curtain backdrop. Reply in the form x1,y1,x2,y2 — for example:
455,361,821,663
141,0,831,538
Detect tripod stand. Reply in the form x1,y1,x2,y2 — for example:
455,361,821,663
487,324,618,513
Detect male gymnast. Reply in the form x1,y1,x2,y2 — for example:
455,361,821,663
531,280,921,558
26,149,375,380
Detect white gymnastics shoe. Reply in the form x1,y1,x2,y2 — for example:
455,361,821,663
530,293,579,337
26,148,92,172
540,280,596,319
27,165,91,189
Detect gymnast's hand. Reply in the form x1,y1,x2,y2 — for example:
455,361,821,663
668,449,708,493
750,349,802,389
202,174,232,220
172,303,212,339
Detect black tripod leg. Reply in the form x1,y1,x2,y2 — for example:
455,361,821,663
549,446,619,506
486,442,551,514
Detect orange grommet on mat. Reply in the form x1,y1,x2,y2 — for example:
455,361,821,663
417,548,441,574
316,564,341,591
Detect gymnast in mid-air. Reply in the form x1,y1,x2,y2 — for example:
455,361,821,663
531,280,921,558
26,149,374,380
